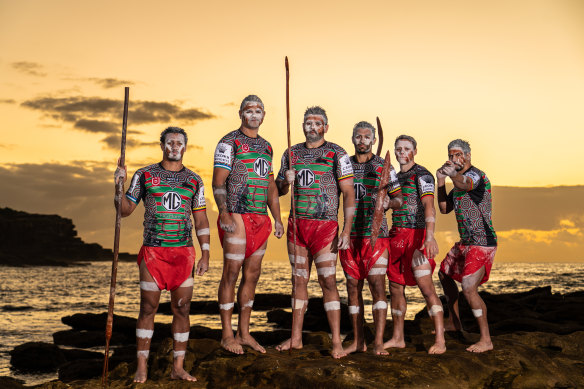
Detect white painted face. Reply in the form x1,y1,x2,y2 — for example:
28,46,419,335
448,148,468,170
394,139,416,165
240,103,265,130
163,133,186,161
352,127,375,154
303,114,327,142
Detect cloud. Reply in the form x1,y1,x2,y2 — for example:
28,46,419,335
21,95,216,149
12,61,47,77
86,77,135,89
0,99,16,104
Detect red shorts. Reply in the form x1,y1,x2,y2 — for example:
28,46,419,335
387,227,436,286
218,213,272,259
439,243,497,285
340,237,390,280
287,218,338,255
137,245,195,291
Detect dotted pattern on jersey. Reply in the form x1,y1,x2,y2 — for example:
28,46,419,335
392,164,435,229
126,163,205,247
278,142,353,221
351,155,400,237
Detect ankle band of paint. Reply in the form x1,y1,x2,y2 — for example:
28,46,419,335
324,301,341,311
196,228,210,236
428,305,444,316
472,308,483,317
179,277,194,288
225,253,245,261
136,329,154,339
414,269,431,278
219,302,234,310
368,267,386,276
348,305,360,314
317,266,336,278
391,309,403,316
137,350,150,358
372,301,388,310
174,332,189,342
140,281,160,291
173,350,186,358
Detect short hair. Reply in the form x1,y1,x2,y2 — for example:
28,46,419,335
448,139,471,154
352,121,376,139
395,135,417,150
303,106,328,125
160,127,188,144
239,95,264,111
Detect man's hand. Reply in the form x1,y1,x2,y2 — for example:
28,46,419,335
195,253,209,276
382,195,390,210
219,213,236,233
274,220,284,238
440,161,457,178
420,237,439,259
114,158,127,185
285,169,295,185
338,229,350,250
436,167,447,180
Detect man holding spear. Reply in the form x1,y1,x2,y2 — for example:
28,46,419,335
340,121,403,355
213,95,284,354
114,126,210,383
276,106,355,358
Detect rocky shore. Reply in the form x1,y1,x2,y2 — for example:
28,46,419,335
3,286,584,388
0,207,136,266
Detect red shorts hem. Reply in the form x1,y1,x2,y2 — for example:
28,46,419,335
387,227,436,286
340,237,390,280
137,245,195,291
217,213,272,259
439,243,497,285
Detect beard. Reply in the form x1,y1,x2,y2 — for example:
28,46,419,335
305,130,323,143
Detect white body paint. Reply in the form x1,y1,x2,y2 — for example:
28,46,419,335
225,253,245,261
292,298,307,310
289,254,307,264
324,301,341,311
201,243,210,251
243,299,254,308
252,249,266,257
414,269,431,278
372,301,388,310
226,237,246,245
219,302,235,310
173,350,186,358
428,305,444,316
137,350,150,358
179,277,194,288
391,309,403,316
174,332,189,342
293,268,309,279
375,256,388,266
140,281,160,291
317,266,336,278
472,309,483,317
348,305,360,314
314,253,336,264
425,216,436,223
196,228,210,236
368,267,387,276
213,188,227,195
136,329,154,339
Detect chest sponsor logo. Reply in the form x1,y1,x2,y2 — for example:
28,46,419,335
354,183,366,200
253,157,270,178
297,168,315,187
162,191,182,211
151,177,161,186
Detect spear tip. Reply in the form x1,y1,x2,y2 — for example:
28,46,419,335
285,56,289,69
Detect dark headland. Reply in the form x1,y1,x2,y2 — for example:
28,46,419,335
0,207,136,266
4,286,584,388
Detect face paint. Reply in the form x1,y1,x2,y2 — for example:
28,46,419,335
394,140,415,166
240,103,265,130
448,148,466,171
163,133,186,161
303,115,326,142
352,127,375,155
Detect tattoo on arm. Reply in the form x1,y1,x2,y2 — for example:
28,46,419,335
213,184,228,214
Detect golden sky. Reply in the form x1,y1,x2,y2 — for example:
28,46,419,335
0,0,583,262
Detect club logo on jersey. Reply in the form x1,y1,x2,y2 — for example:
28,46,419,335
354,183,366,200
151,177,161,186
162,191,182,211
253,157,270,178
241,144,250,153
297,168,315,187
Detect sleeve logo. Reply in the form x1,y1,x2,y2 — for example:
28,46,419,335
253,157,270,178
197,186,206,206
419,176,435,193
214,142,233,167
465,170,481,186
297,168,315,187
339,154,353,176
162,191,182,211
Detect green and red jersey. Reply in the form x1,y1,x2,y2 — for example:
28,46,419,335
214,129,274,215
392,164,435,229
278,141,353,221
447,166,497,247
351,155,400,238
126,163,206,247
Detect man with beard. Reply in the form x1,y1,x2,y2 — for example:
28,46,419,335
384,135,446,354
275,106,355,358
437,139,497,353
114,126,210,383
340,121,403,355
213,95,284,354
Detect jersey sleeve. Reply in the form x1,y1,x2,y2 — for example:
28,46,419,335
388,166,401,194
192,176,207,212
417,172,435,198
267,142,274,177
277,150,289,180
335,148,354,182
213,137,235,171
125,169,145,204
463,168,482,191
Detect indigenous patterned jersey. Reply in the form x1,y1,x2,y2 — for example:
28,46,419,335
278,142,353,221
214,130,274,215
392,164,435,229
447,166,497,246
126,163,206,247
350,155,400,238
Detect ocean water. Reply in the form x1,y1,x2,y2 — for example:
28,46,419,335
1,261,583,385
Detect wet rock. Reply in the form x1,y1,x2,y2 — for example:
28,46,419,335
10,342,66,372
0,376,26,388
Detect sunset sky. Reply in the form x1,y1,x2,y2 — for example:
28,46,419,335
0,0,582,262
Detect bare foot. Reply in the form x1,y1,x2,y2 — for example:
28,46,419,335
372,343,389,355
344,340,367,354
466,340,493,353
428,341,447,354
331,343,347,359
221,336,244,354
170,368,197,381
276,337,303,352
133,358,148,383
383,338,406,349
236,334,266,353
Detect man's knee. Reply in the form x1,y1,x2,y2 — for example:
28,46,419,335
139,299,159,317
318,273,337,291
171,299,190,318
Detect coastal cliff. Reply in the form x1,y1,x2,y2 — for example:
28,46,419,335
0,207,136,266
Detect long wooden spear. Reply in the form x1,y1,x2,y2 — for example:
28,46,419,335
375,116,384,157
370,117,390,248
102,86,129,386
285,57,298,354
